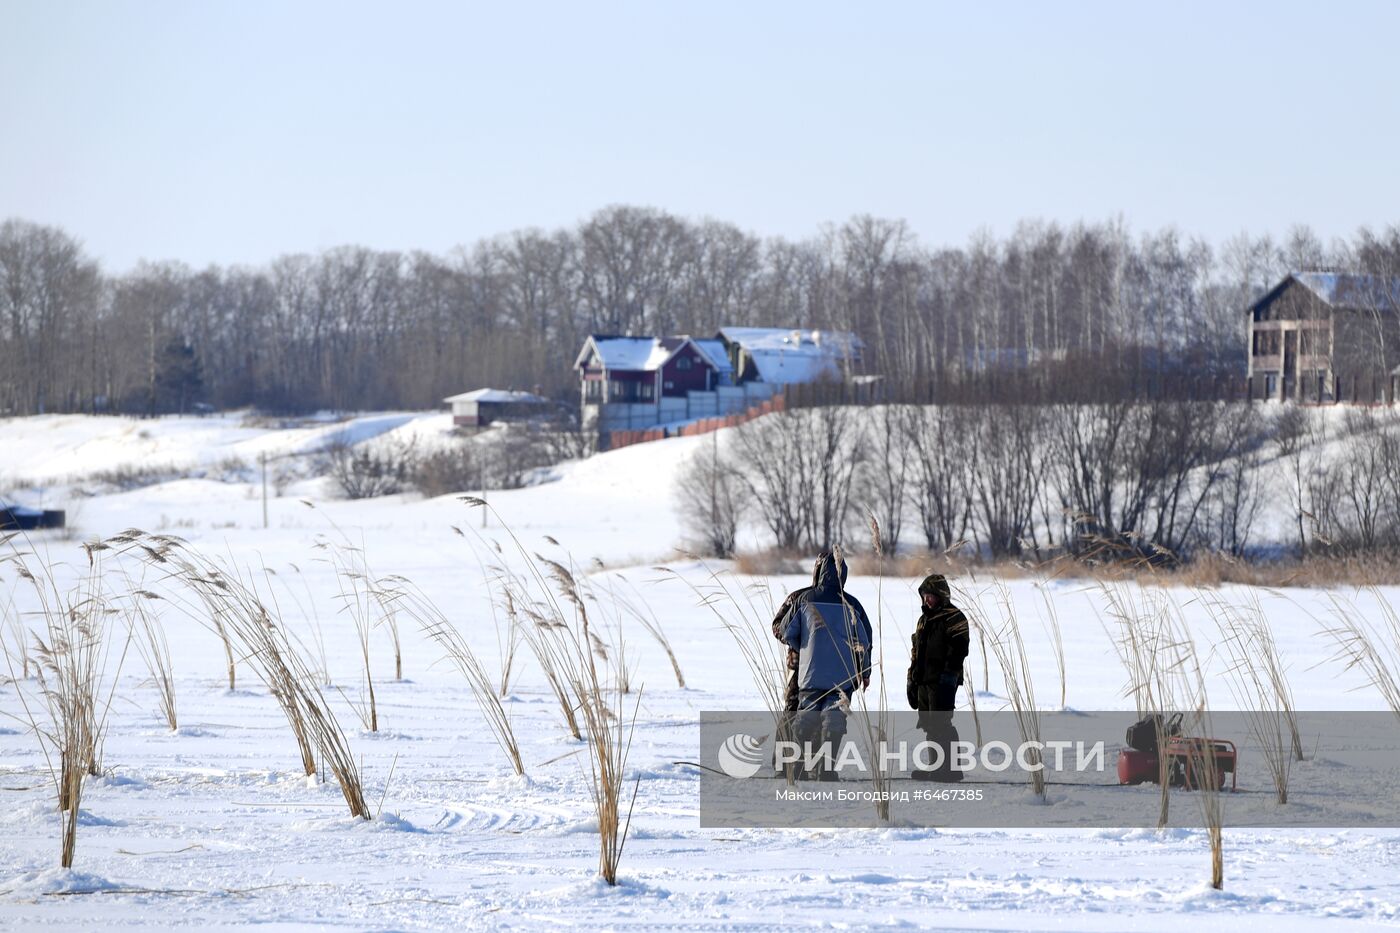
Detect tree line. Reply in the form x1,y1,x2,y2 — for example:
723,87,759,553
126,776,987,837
2,209,1399,416
680,401,1400,562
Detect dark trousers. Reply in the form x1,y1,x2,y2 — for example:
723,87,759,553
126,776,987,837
916,680,962,779
795,687,849,777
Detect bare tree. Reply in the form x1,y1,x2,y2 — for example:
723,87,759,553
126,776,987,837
903,405,975,551
857,405,910,553
727,406,863,551
970,404,1043,558
674,433,745,557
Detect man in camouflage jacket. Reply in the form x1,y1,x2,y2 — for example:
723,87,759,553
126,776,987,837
906,573,969,781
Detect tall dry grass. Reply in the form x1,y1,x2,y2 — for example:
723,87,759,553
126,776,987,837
277,561,333,687
507,577,584,740
458,497,643,884
1210,591,1300,803
738,545,1400,589
452,530,523,697
1037,584,1066,710
320,536,383,732
114,530,371,819
556,555,637,695
656,559,786,711
0,536,131,867
567,596,642,885
846,524,893,822
452,524,579,735
1099,582,1177,825
1167,611,1225,891
1,573,31,681
380,573,526,776
126,586,178,732
602,572,685,689
1322,588,1400,722
1102,582,1225,887
655,558,793,785
965,580,1046,800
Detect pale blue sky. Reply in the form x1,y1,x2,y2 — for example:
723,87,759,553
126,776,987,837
4,1,1398,271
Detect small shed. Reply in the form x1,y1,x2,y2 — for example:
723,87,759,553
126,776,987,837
443,389,551,429
0,503,65,531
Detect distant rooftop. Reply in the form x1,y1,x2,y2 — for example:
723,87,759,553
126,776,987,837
717,326,863,383
692,338,733,374
577,335,709,372
442,388,548,404
1259,272,1400,313
576,327,863,382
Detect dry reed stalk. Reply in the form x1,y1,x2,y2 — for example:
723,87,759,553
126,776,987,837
310,500,406,683
376,573,526,776
563,559,636,695
1321,588,1400,723
456,498,641,884
115,532,371,818
654,562,787,712
1116,588,1225,888
480,553,522,696
0,537,131,867
609,574,685,689
653,560,793,783
320,538,382,731
845,521,893,822
451,504,591,739
1208,591,1297,803
970,580,1046,799
1161,603,1224,890
963,658,983,746
449,526,525,698
493,570,582,739
568,611,642,885
127,588,177,732
278,562,333,686
1037,584,1067,710
1,564,31,680
1097,581,1183,827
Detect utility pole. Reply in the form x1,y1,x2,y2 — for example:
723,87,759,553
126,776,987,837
260,452,269,529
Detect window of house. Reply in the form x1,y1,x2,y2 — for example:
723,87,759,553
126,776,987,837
1266,373,1278,396
640,382,654,401
584,379,602,402
676,355,693,371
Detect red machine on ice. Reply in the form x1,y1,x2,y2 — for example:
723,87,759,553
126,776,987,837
1117,713,1237,791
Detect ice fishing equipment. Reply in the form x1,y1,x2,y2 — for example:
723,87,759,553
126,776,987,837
1116,712,1237,790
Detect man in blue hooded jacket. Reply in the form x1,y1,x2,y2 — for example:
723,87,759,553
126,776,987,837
778,551,873,780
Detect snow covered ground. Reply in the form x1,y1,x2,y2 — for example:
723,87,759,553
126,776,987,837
1,411,1399,930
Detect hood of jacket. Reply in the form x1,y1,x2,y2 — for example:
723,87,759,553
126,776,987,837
918,573,950,601
811,551,848,596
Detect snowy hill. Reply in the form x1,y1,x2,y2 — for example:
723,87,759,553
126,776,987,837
1,411,1399,930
